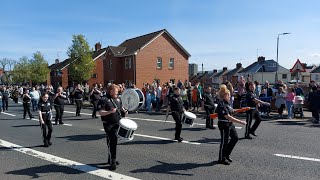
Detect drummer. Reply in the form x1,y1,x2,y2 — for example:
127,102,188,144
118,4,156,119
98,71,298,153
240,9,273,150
169,87,185,142
99,84,128,170
216,85,247,165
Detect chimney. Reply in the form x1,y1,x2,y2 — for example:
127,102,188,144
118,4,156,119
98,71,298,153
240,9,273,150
236,63,242,69
55,59,59,64
223,67,227,71
95,42,102,51
257,56,265,63
213,69,218,73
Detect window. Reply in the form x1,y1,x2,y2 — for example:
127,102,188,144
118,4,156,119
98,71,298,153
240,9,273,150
92,73,97,78
157,57,162,69
282,74,287,79
125,57,132,69
169,58,174,69
109,59,112,69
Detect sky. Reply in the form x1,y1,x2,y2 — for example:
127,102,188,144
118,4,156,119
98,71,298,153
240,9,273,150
1,0,320,71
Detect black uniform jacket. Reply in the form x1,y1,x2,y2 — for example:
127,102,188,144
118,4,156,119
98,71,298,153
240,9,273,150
217,99,234,121
203,92,215,109
170,94,184,113
101,94,124,126
245,91,257,108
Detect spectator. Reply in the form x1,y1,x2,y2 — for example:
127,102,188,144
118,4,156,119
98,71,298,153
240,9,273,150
275,87,286,118
29,87,40,112
286,87,295,119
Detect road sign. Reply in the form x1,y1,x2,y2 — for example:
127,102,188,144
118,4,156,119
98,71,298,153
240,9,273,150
290,59,306,73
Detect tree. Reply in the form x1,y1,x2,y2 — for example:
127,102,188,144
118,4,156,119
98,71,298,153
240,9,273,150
0,58,9,71
67,34,95,83
8,59,17,71
30,51,50,85
11,56,32,84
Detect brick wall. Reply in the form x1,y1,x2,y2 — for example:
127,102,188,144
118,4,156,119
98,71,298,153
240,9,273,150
87,56,105,86
135,33,189,89
61,68,68,88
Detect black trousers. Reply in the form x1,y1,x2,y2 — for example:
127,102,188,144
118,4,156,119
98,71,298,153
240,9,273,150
2,100,8,111
245,109,262,136
103,123,119,162
218,121,238,161
23,103,33,118
172,112,182,139
92,100,99,118
75,99,82,115
41,116,53,142
54,105,64,123
278,104,285,115
204,106,214,128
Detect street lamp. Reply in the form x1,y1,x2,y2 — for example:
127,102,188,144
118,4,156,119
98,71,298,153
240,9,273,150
275,32,290,83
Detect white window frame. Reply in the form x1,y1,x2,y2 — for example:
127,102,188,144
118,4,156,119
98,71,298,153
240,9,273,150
157,57,162,69
125,57,132,69
169,58,174,69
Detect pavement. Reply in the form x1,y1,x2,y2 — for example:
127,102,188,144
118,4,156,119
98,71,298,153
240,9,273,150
0,100,319,180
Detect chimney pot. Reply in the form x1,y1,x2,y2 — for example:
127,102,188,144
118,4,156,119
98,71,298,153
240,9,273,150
55,59,59,64
236,63,242,68
95,42,102,51
258,56,265,63
223,67,227,71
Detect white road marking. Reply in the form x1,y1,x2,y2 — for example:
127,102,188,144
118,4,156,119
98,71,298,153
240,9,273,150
274,154,320,162
62,111,243,129
1,112,16,116
99,129,203,145
0,138,139,180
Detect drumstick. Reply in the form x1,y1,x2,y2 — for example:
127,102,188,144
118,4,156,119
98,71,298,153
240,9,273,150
210,113,218,119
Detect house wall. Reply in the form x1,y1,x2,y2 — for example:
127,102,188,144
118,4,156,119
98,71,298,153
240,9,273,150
311,73,320,82
249,72,291,84
87,56,105,86
135,33,189,89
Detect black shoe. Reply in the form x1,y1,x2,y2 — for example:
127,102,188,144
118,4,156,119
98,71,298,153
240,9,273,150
30,116,34,119
218,160,230,165
109,160,117,170
43,140,49,147
245,135,253,139
175,137,183,142
226,156,233,163
59,122,64,125
48,141,52,146
55,122,58,125
250,131,257,136
23,116,26,119
107,160,119,165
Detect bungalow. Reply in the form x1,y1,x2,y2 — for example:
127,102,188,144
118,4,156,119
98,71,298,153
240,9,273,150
238,56,291,84
310,66,320,82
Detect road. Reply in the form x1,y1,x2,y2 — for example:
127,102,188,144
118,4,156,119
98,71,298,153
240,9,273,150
0,100,319,180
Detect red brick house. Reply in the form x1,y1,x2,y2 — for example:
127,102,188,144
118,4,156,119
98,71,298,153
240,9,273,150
103,29,191,88
49,29,191,89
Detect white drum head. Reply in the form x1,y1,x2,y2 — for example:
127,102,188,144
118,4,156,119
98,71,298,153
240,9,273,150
119,118,138,130
184,111,197,119
121,88,145,111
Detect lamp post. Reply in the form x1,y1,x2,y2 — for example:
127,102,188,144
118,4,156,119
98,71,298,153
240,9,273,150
275,33,290,83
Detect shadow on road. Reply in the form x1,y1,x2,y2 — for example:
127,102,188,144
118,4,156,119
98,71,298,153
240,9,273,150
130,160,218,176
159,127,207,132
6,164,85,178
121,139,175,145
56,134,105,142
12,124,40,128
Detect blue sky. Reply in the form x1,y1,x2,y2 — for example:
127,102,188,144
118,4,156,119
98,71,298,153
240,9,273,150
1,0,320,71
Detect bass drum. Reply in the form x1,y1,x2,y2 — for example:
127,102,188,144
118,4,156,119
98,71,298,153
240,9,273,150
121,88,145,112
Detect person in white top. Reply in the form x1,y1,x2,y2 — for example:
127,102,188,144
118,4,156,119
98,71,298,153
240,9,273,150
30,87,40,111
156,83,162,111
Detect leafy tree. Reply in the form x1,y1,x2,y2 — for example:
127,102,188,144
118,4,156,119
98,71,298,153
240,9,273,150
67,34,95,83
29,51,50,84
11,56,32,83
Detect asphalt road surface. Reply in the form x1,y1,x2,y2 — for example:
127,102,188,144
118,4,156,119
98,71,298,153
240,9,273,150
0,100,319,180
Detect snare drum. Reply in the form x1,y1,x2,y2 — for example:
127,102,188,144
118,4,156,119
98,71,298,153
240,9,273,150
116,118,138,141
181,111,197,127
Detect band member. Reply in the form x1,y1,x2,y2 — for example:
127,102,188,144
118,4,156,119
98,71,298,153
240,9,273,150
99,84,127,170
12,86,19,103
38,93,53,147
54,87,67,125
45,87,55,110
1,86,10,111
245,82,270,139
203,86,216,129
90,83,102,119
169,87,185,142
73,84,84,116
216,85,246,165
22,89,34,119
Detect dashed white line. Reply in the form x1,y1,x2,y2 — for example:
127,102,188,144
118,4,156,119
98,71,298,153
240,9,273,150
0,138,139,180
274,154,320,162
